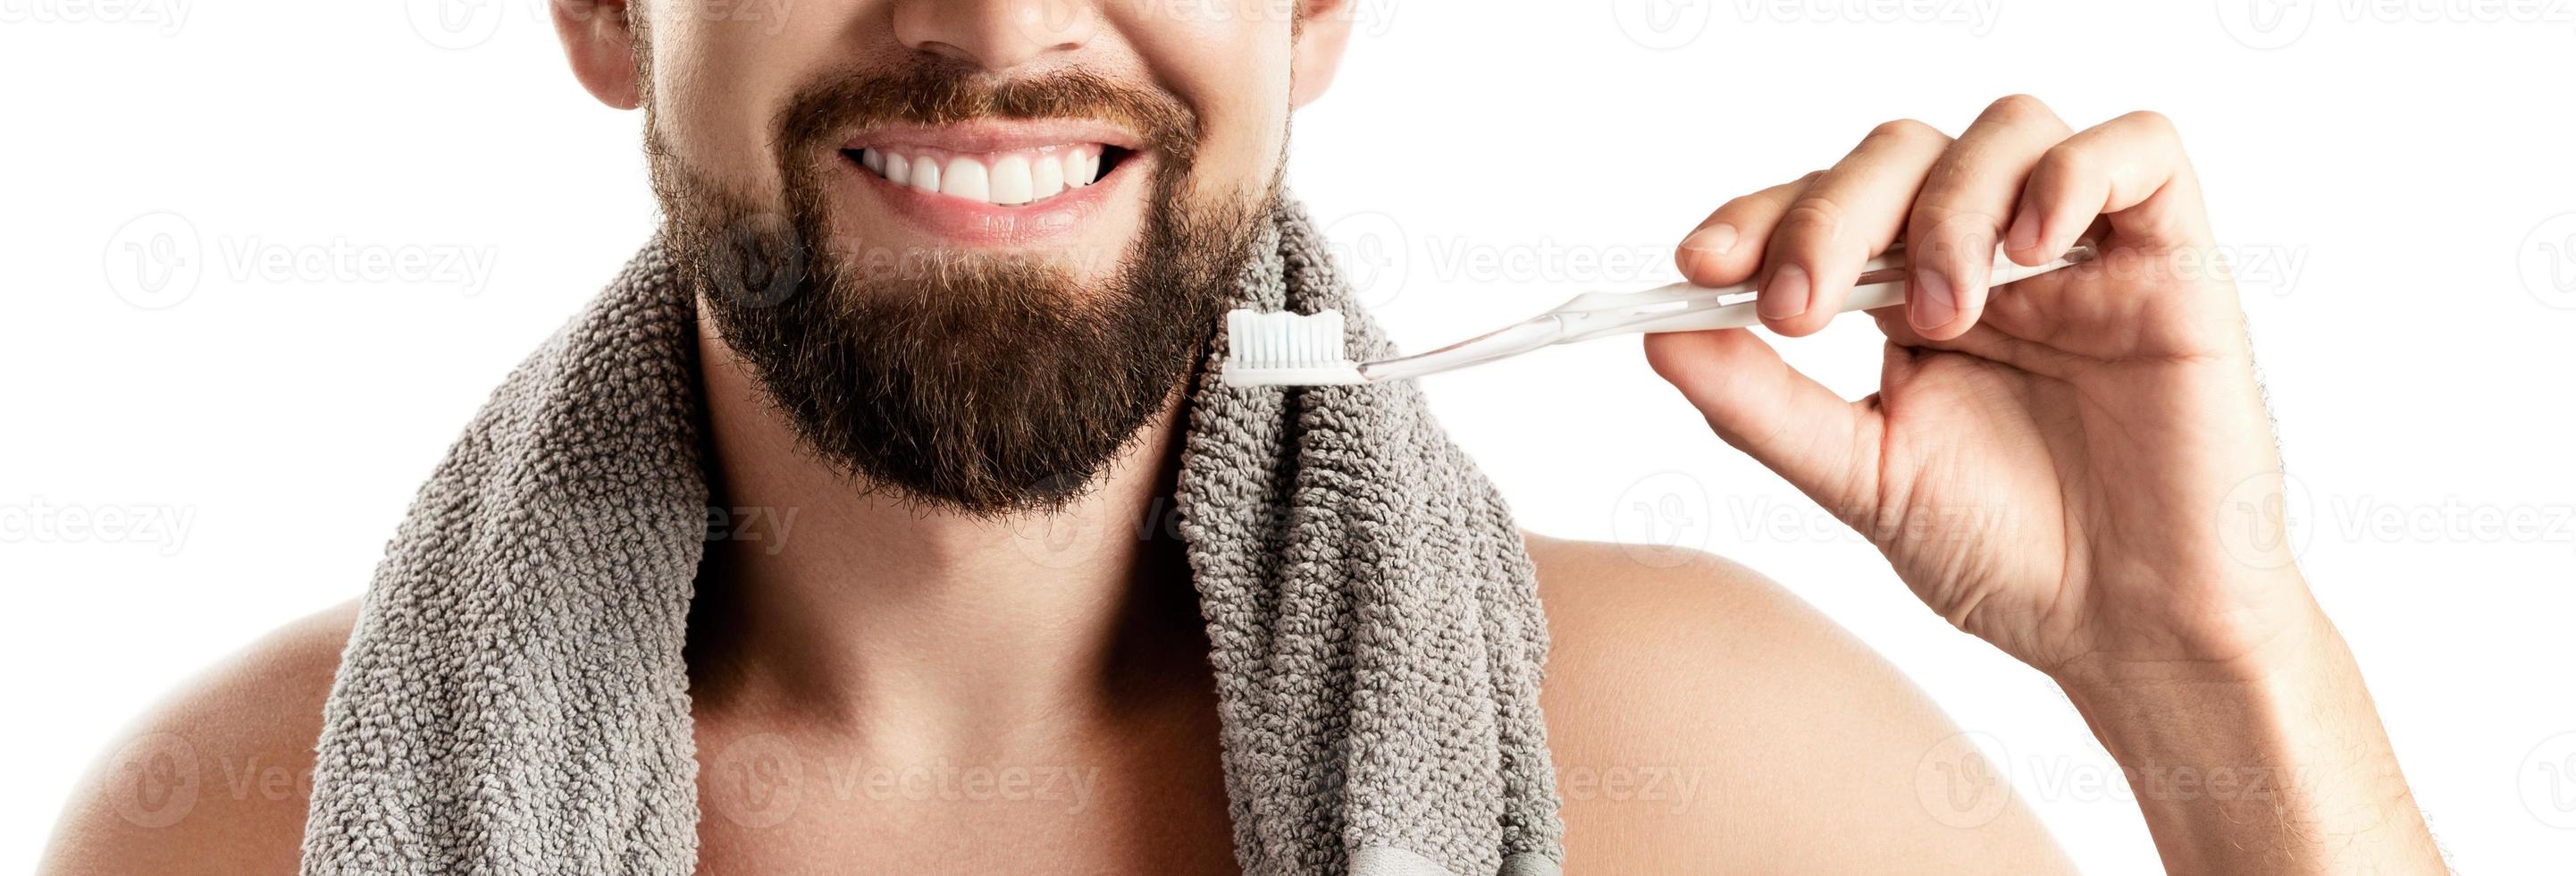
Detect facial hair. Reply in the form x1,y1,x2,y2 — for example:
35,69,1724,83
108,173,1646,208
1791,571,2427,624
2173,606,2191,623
649,58,1277,518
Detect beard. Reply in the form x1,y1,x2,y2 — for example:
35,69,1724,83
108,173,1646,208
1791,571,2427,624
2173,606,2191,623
648,59,1277,518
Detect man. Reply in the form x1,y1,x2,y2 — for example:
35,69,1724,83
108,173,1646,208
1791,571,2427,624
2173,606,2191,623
41,0,2443,872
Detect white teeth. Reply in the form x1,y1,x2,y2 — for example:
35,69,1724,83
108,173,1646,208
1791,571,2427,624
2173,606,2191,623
1030,154,1064,200
860,145,1105,205
989,155,1034,206
940,156,988,201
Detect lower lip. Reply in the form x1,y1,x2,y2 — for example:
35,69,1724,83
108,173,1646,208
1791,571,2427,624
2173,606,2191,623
833,151,1137,248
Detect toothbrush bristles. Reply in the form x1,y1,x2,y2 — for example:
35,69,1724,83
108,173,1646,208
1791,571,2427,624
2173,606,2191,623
1221,308,1366,387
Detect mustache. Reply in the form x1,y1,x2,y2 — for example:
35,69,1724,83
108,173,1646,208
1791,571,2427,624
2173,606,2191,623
774,59,1199,169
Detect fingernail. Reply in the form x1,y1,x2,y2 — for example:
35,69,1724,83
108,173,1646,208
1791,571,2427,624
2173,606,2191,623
2006,201,2041,252
1680,223,1739,257
1910,267,1956,330
1759,263,1811,319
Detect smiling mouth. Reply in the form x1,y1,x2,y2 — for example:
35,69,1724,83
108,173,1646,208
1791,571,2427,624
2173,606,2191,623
843,144,1134,207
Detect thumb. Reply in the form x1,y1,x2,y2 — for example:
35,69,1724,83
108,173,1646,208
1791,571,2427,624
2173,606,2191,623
1642,328,1882,516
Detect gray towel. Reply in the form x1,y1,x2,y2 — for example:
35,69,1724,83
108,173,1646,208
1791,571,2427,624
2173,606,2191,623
300,198,1565,876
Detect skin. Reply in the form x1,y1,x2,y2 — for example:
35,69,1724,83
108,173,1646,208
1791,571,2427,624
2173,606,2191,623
40,0,2440,872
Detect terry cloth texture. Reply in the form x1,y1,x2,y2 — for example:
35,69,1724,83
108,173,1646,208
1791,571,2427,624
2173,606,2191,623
299,196,1566,876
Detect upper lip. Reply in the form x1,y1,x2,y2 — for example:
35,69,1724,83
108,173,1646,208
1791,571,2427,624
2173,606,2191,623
842,118,1144,154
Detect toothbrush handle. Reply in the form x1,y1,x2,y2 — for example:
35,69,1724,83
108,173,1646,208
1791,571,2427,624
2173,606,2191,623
1574,241,2096,340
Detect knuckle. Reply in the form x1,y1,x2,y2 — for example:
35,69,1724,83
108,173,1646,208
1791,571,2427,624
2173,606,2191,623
2035,142,2094,184
1866,118,1942,146
1980,93,2052,122
2119,109,2180,139
1719,190,1783,220
1917,151,1980,194
1778,198,1845,241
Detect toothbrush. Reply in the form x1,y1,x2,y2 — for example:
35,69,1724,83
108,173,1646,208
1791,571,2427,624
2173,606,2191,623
1221,240,2099,387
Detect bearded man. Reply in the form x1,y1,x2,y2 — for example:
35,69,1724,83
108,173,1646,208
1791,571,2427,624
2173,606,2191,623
40,1,2441,873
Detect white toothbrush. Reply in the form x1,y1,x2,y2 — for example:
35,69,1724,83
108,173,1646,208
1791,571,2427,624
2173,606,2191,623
1221,240,2099,387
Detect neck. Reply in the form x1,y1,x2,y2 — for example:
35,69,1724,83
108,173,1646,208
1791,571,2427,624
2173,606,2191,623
685,299,1206,753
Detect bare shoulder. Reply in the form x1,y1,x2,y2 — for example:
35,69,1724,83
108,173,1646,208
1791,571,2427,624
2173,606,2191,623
38,600,357,876
1523,535,2073,873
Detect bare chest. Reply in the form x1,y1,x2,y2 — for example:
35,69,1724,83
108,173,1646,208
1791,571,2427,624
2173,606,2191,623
691,726,1238,875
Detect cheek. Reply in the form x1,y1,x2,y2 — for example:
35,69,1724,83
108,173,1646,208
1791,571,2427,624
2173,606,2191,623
1116,0,1296,196
645,10,852,197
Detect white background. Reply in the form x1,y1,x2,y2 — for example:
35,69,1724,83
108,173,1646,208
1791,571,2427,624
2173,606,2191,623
5,0,2573,871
